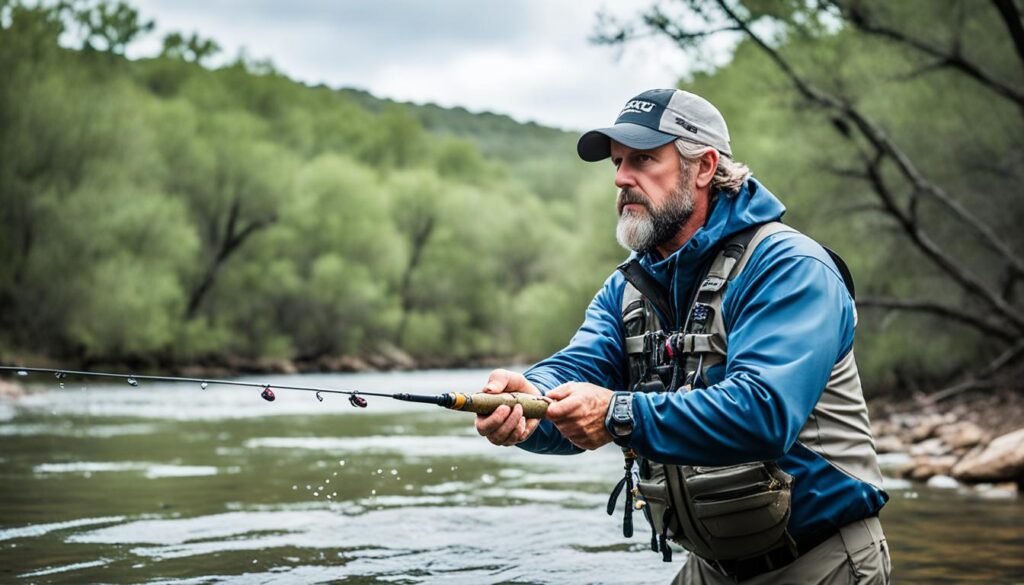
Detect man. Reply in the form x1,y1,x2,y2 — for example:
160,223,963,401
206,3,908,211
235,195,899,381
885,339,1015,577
475,89,890,584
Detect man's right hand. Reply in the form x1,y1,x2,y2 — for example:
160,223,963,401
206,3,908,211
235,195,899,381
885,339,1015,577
474,369,544,447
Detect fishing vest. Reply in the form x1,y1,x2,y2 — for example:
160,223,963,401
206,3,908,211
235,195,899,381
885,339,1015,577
612,221,879,564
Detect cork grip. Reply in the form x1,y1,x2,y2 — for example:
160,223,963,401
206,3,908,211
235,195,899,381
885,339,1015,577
453,392,549,419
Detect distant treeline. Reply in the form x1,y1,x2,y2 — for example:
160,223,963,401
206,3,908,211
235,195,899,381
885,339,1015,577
1,1,1021,397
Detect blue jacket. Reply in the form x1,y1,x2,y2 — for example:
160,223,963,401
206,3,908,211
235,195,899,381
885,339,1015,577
519,177,888,540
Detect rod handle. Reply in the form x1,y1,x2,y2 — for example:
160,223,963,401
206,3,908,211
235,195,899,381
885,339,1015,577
448,392,549,419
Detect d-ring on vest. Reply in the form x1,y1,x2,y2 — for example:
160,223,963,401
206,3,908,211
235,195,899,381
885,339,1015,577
613,221,856,564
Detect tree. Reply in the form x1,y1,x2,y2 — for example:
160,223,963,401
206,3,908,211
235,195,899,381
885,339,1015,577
64,0,154,55
160,31,220,65
596,0,1024,399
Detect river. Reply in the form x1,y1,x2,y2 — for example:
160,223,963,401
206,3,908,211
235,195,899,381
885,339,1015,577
1,369,1021,584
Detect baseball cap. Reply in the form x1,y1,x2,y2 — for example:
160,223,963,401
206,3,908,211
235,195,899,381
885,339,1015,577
577,89,732,161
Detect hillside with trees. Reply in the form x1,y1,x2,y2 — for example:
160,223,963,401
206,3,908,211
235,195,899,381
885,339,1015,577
1,0,1022,402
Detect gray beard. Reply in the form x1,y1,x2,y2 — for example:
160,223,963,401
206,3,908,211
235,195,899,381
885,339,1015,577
615,182,696,255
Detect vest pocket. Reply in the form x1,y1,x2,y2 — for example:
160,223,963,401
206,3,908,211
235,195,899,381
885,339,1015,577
692,490,790,539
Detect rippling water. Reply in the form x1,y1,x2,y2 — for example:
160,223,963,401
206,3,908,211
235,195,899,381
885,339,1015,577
1,369,1021,584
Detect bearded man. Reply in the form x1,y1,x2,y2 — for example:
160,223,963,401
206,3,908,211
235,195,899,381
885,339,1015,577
475,89,890,584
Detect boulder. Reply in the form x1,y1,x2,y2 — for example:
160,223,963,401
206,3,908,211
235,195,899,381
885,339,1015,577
909,437,949,457
317,355,370,373
0,379,24,398
908,414,944,442
899,455,959,480
951,428,1024,483
925,474,959,489
937,421,989,450
874,435,905,454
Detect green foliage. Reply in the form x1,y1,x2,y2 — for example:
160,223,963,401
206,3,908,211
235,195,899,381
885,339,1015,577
0,0,608,367
4,0,1009,400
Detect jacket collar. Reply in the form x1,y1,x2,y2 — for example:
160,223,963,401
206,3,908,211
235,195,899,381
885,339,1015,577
634,177,787,292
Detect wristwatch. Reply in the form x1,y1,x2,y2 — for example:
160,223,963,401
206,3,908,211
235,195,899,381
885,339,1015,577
604,392,634,446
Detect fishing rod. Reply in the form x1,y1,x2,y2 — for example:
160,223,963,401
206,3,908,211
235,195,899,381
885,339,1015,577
0,366,550,418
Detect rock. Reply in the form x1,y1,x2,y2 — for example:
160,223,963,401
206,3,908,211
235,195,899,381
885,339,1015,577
925,474,959,489
899,455,959,481
0,379,25,398
874,435,905,454
937,421,989,450
377,344,416,370
909,437,949,457
951,428,1024,483
975,483,1019,499
909,414,944,442
317,355,370,373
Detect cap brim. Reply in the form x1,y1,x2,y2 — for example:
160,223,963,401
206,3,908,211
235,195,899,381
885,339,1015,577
576,123,677,162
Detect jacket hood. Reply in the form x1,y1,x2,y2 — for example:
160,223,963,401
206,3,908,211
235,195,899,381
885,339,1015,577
638,177,786,299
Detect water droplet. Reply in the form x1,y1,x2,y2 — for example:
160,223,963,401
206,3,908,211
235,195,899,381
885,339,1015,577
390,469,397,475
318,486,324,491
376,468,383,475
54,371,65,379
332,491,337,496
313,491,319,496
316,391,324,402
332,471,337,476
58,382,64,389
339,460,346,466
325,479,330,484
371,489,376,495
252,559,258,565
200,381,208,390
261,386,275,402
127,376,138,387
395,476,401,481
426,467,433,474
348,394,367,408
292,485,297,490
16,370,28,377
450,465,457,471
306,485,311,490
326,494,332,499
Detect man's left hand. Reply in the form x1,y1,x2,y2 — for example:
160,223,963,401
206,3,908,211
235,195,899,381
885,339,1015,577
545,382,615,450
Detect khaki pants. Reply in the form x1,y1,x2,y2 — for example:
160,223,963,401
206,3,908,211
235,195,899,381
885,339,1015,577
673,517,890,584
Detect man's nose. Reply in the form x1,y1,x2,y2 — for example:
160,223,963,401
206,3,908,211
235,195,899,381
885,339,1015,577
614,164,636,190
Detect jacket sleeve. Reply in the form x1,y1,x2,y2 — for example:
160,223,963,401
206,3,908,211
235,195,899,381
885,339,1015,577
517,272,629,455
629,236,856,466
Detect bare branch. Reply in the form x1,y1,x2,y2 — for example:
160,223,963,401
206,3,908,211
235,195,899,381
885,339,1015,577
845,5,1024,109
857,296,1017,341
991,0,1024,70
861,153,1024,332
710,0,1024,284
924,336,1024,403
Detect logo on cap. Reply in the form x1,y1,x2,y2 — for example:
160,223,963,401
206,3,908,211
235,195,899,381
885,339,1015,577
620,100,656,116
674,116,699,134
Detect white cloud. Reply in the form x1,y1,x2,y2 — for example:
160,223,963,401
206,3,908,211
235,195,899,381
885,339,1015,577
128,0,717,131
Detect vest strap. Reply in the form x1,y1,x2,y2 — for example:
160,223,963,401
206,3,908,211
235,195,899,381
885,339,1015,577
625,335,646,355
618,259,676,330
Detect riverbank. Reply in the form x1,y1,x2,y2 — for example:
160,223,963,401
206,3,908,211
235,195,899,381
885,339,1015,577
870,388,1024,493
0,348,526,380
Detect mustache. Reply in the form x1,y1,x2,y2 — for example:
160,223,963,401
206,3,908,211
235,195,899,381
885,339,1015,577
617,189,652,214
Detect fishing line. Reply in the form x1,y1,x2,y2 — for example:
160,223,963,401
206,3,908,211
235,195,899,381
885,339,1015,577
0,365,549,418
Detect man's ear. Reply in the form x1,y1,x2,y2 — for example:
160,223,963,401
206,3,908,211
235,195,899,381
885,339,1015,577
694,148,719,189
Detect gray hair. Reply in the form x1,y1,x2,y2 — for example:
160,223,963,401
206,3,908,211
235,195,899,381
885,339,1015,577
675,139,750,195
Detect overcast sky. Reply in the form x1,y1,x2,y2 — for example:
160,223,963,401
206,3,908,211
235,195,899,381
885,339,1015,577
127,1,730,132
